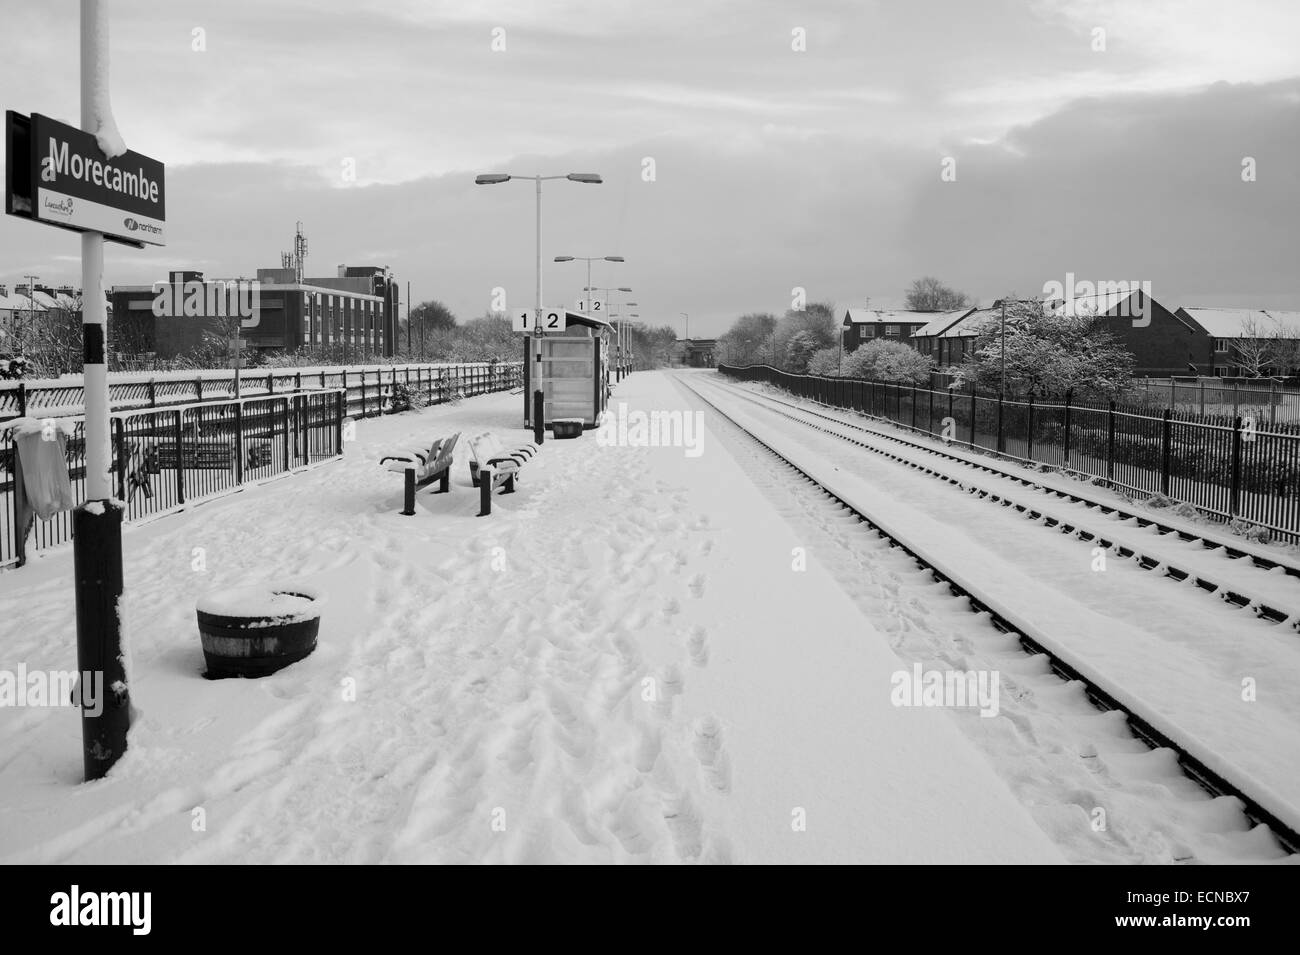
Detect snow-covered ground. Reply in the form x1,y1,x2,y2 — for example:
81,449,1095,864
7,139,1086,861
685,372,1300,862
0,371,1066,864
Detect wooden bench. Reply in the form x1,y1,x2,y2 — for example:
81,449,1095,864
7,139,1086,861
468,432,538,516
379,432,459,515
154,442,235,472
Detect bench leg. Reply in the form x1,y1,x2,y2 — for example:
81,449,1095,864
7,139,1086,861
402,468,416,515
478,467,492,517
436,469,450,494
503,473,516,494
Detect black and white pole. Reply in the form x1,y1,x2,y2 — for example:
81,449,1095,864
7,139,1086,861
75,0,129,781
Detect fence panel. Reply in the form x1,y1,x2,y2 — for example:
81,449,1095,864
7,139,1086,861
716,363,1299,544
1,389,345,569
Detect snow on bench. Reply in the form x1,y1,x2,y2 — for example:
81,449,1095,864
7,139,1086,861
467,431,538,516
379,432,460,516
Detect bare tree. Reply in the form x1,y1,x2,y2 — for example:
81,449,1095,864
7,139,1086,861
1229,316,1293,377
905,276,970,312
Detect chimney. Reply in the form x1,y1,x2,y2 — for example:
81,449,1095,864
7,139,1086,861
338,264,347,278
0,284,7,297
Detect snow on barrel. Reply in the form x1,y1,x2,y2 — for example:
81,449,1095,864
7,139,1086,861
195,584,323,679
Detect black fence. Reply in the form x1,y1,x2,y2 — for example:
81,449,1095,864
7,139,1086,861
1,390,346,568
1,361,525,569
719,364,1300,545
0,361,523,421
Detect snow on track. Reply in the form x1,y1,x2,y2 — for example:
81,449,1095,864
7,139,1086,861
713,376,1300,616
682,371,1300,860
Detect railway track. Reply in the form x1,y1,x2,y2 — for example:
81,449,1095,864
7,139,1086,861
672,371,1300,859
706,373,1300,628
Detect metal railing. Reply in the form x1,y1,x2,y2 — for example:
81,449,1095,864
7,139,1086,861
1,361,524,569
2,389,345,568
720,364,1300,544
0,361,523,421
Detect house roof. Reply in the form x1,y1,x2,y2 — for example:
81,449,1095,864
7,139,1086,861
842,308,935,326
910,308,975,338
563,310,613,332
1179,307,1300,339
938,307,1003,338
1046,286,1147,319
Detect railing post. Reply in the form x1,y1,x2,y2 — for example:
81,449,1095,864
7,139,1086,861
996,393,1005,453
335,391,344,454
968,392,977,448
233,402,244,484
148,378,156,407
267,372,274,396
1063,391,1072,467
195,376,203,402
282,397,290,471
1106,401,1116,484
112,416,126,500
911,385,918,431
1160,408,1172,496
17,382,26,417
1229,416,1243,518
1026,394,1035,460
174,409,185,504
342,370,349,419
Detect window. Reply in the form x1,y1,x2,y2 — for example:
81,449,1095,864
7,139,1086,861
1213,338,1229,352
862,325,875,338
886,324,900,336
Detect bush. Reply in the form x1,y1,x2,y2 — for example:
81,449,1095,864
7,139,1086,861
843,340,934,383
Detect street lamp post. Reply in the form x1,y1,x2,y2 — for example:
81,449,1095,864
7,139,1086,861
555,255,623,316
22,274,39,356
587,285,633,381
475,172,602,434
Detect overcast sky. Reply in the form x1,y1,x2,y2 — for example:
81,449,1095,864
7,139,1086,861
1,0,1298,336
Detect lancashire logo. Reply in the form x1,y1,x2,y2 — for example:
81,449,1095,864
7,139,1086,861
43,195,74,217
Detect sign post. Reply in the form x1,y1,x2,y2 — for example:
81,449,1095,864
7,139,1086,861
77,0,127,782
4,1,166,781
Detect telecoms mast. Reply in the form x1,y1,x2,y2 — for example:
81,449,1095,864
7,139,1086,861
280,220,309,283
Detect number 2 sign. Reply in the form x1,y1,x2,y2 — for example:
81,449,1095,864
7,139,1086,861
513,309,566,333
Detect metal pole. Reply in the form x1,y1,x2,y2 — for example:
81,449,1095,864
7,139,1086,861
75,0,128,781
23,273,38,356
534,177,545,435
1000,300,1006,397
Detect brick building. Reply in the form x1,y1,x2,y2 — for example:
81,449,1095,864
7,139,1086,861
112,264,399,361
842,308,933,353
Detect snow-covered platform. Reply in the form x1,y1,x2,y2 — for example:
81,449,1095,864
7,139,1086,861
0,372,1062,864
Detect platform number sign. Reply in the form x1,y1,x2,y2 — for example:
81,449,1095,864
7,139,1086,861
513,309,566,333
576,298,604,314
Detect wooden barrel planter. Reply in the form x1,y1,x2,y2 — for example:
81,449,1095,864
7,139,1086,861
552,418,584,439
196,585,323,679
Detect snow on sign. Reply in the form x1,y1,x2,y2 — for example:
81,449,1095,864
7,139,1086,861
513,309,566,333
4,110,166,248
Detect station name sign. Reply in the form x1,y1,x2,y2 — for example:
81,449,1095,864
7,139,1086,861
5,110,166,248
